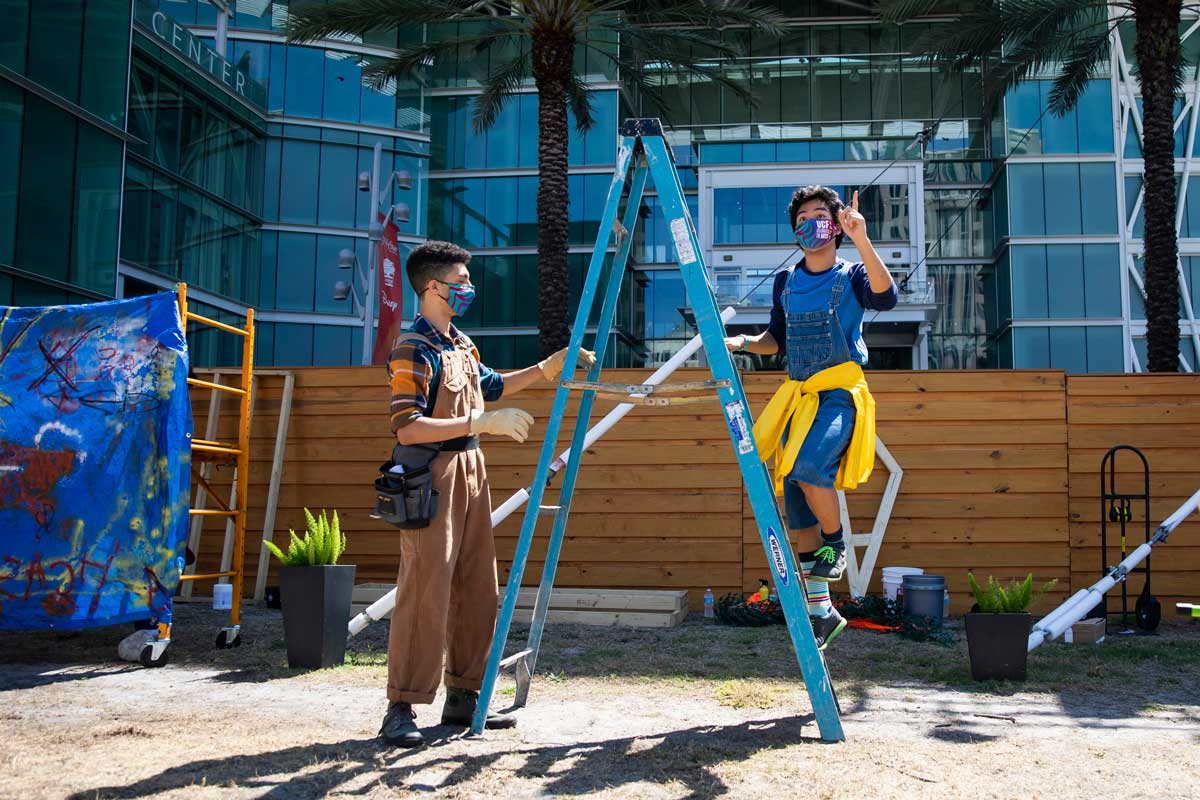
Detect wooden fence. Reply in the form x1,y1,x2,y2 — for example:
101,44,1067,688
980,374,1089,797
192,369,1198,615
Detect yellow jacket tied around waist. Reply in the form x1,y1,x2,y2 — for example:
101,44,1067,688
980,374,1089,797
751,361,876,495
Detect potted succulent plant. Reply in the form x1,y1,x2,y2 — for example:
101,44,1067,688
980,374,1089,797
965,573,1057,681
264,508,354,669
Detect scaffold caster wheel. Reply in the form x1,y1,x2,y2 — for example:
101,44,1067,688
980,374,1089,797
139,644,169,668
215,629,242,649
1135,592,1161,632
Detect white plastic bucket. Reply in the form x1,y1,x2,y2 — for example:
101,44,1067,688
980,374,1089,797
213,582,233,611
881,566,924,601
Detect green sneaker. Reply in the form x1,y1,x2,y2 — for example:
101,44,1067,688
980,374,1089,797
810,542,847,581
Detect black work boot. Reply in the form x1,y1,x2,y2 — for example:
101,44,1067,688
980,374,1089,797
441,687,517,729
812,607,848,651
379,701,424,748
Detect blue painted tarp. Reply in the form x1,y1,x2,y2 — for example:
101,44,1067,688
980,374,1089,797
0,292,192,630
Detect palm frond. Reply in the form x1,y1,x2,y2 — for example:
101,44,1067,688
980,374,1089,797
472,44,529,132
566,70,596,132
1045,25,1120,115
877,0,953,25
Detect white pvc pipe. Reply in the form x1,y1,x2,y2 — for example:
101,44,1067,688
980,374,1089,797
347,307,738,637
1028,488,1200,652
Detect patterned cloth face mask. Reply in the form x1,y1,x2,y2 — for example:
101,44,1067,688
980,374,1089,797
435,280,476,316
793,217,838,249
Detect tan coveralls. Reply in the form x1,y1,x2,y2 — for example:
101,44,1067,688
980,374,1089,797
386,332,498,704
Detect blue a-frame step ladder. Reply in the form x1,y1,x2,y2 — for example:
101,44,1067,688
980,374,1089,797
473,118,845,743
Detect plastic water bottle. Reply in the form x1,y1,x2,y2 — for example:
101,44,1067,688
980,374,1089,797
703,588,714,618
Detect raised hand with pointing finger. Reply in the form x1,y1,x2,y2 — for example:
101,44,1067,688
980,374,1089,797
837,190,869,246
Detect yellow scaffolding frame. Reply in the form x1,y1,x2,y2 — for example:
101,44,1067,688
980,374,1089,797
174,283,255,649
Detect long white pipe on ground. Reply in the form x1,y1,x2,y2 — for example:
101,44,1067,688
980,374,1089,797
346,306,738,637
1028,486,1200,652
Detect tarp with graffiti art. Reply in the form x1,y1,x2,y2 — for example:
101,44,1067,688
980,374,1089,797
0,292,191,629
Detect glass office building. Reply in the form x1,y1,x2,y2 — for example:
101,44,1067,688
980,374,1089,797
2,1,1197,372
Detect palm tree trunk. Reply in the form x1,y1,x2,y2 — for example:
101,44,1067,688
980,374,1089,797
531,30,575,358
1136,0,1183,372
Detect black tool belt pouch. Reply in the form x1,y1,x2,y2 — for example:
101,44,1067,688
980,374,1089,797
372,444,440,529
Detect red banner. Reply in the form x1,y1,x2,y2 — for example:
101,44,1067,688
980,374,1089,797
372,215,404,365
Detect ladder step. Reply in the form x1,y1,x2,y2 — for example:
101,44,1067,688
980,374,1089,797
499,648,533,669
189,508,239,517
562,378,730,396
538,505,560,516
191,443,243,456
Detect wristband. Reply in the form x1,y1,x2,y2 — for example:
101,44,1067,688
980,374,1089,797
737,338,750,353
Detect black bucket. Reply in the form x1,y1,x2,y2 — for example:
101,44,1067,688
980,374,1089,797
902,573,946,620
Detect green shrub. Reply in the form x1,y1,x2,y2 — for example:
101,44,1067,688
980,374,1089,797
967,572,1057,613
264,508,346,567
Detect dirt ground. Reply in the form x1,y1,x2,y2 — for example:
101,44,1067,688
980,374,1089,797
1,602,1198,800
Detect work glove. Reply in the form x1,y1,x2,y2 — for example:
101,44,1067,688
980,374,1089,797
469,408,535,443
538,347,596,383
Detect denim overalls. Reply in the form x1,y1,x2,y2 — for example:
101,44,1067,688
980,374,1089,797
781,264,859,529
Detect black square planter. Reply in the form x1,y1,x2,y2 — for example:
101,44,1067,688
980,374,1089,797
278,564,356,669
964,612,1032,681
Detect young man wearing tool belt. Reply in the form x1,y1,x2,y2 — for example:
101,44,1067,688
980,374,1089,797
381,240,595,748
724,186,896,650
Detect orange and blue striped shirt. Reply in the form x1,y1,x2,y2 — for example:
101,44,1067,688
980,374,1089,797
386,316,504,432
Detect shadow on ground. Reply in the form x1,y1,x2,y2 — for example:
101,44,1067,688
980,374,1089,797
68,716,821,800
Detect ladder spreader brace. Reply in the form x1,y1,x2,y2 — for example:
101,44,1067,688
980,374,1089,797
473,118,845,742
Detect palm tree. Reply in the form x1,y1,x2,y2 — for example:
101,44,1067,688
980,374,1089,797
880,0,1187,372
287,1,783,358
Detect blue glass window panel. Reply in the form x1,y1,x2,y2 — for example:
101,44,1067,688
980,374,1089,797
1079,163,1118,234
1086,326,1124,372
1013,326,1050,368
361,78,395,128
1011,245,1048,318
486,97,520,169
264,43,286,114
235,1,273,29
1186,177,1200,239
72,124,122,295
1046,244,1085,318
580,174,610,244
317,144,356,228
273,323,314,366
314,235,353,314
567,107,586,168
1083,244,1122,317
1006,81,1042,155
462,100,487,169
275,233,316,310
1007,164,1046,236
585,92,618,165
644,270,688,339
742,143,776,163
1177,98,1187,157
0,80,20,266
279,140,319,224
518,94,538,168
515,176,538,247
742,188,777,243
258,231,277,311
482,255,517,327
778,186,796,241
16,96,75,281
0,0,28,73
1043,163,1081,235
484,178,518,247
429,97,455,170
1076,81,1114,153
714,188,743,244
1125,175,1143,238
284,46,323,118
458,178,486,248
1188,256,1200,317
312,325,352,365
28,0,82,104
1041,93,1079,154
777,142,810,161
810,141,844,161
1049,326,1087,373
81,0,131,127
322,51,361,123
700,143,742,164
253,320,275,366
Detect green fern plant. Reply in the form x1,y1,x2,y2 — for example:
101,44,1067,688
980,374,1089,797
968,573,1058,614
264,508,346,567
